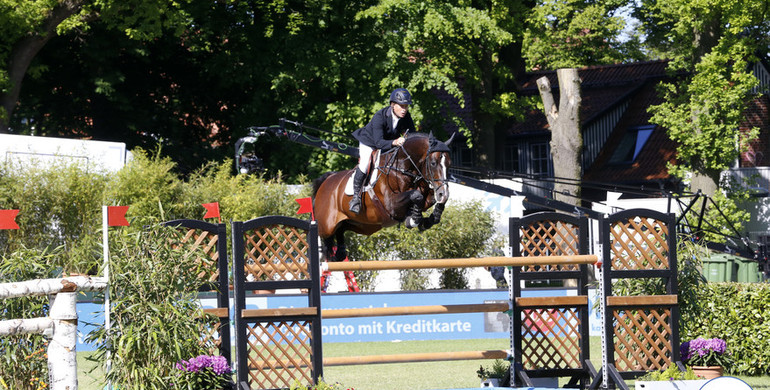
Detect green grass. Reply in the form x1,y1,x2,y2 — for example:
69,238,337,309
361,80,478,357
77,338,770,389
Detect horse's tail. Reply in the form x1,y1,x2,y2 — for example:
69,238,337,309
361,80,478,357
311,171,336,199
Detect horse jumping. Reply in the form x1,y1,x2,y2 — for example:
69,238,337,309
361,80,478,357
312,132,454,261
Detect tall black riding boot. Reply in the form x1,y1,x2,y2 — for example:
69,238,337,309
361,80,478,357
349,168,366,214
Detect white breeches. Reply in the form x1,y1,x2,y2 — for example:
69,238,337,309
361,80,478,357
358,143,373,172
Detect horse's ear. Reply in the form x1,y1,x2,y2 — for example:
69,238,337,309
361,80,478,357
445,132,456,147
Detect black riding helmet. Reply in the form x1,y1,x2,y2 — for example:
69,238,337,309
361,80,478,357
389,88,413,105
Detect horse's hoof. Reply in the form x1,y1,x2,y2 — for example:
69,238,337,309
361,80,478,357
405,216,420,229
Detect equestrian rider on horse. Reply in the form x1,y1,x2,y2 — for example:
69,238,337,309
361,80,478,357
349,88,417,214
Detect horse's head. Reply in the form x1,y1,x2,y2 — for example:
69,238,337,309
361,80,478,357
401,132,454,205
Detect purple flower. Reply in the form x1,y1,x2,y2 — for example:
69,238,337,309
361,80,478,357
176,354,232,375
681,337,729,366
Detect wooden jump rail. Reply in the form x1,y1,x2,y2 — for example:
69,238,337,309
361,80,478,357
323,350,511,366
239,303,511,320
322,302,510,319
322,254,598,272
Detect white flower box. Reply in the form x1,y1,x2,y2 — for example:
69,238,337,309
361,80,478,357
480,378,500,387
635,380,709,390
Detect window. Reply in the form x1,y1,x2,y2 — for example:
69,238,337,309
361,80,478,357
450,144,473,170
608,125,655,164
530,142,551,176
501,144,520,173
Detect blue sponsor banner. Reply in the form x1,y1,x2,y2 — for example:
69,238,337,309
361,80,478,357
76,288,600,351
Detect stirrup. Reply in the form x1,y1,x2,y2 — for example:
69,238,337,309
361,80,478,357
349,195,362,214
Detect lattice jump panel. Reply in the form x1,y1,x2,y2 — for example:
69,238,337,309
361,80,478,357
169,228,222,284
199,313,227,357
609,217,670,271
520,307,584,370
243,225,311,282
518,220,581,272
244,319,316,390
611,307,674,372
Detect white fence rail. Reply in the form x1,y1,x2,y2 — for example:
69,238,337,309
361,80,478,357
0,276,107,390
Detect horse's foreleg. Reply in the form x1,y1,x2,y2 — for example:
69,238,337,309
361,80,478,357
418,202,445,231
405,191,425,229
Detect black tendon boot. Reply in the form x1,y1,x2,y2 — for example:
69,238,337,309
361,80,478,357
349,168,366,214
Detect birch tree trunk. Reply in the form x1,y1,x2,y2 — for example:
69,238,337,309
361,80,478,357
48,292,78,390
537,68,583,206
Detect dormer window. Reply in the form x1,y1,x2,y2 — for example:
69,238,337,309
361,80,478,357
608,125,655,164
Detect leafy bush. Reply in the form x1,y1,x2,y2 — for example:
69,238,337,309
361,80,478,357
103,148,184,225
178,160,300,221
0,159,106,274
683,282,770,375
0,246,63,390
637,365,702,381
346,200,502,290
86,225,216,389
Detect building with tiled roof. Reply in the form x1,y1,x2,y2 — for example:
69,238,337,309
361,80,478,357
448,59,770,206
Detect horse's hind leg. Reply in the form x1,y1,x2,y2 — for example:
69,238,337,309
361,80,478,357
321,236,336,262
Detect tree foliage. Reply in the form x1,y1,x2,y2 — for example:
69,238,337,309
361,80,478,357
0,0,192,130
524,0,645,70
642,0,769,192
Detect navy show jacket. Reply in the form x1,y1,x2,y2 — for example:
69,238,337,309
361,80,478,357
352,106,416,151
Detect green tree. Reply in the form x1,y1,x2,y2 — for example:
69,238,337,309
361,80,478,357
0,0,191,132
357,0,526,169
357,0,640,170
642,0,769,196
524,0,645,71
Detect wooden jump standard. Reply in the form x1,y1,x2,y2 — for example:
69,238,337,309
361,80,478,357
322,254,598,272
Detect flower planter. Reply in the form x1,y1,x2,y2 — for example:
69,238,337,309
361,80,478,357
691,366,723,380
480,377,501,387
635,379,708,390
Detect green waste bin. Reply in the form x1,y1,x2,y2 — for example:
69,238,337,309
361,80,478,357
702,253,735,282
734,256,762,283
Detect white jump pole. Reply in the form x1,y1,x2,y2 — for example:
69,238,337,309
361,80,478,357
102,206,112,390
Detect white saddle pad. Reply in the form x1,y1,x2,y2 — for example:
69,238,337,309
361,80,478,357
344,152,381,196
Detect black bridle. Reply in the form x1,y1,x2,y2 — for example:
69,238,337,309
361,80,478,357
377,141,447,194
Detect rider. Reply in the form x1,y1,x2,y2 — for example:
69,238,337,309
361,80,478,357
349,88,417,214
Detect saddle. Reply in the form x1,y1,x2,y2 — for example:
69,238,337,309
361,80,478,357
344,149,381,196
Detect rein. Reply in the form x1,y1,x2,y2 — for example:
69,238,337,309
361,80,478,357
377,144,437,191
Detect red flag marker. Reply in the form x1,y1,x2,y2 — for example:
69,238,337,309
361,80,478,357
295,197,314,220
0,209,20,230
107,206,130,227
202,202,221,223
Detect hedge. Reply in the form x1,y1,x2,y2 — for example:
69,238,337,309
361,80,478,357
684,282,770,376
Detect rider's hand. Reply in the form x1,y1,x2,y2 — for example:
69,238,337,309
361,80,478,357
393,137,405,147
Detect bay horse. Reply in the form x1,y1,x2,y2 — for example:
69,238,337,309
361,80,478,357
312,132,454,262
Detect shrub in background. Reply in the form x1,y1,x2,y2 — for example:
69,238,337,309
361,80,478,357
87,226,217,389
103,148,184,225
178,160,300,221
684,282,770,375
0,159,106,274
346,200,501,290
